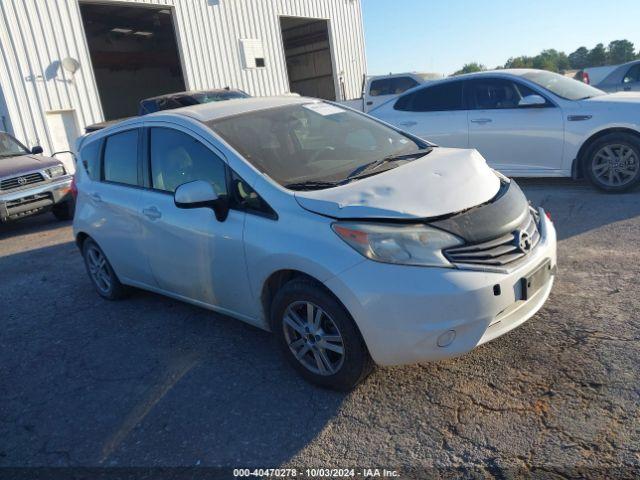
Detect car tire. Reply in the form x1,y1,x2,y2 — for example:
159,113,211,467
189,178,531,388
52,199,75,221
81,238,129,300
270,278,374,391
584,133,640,192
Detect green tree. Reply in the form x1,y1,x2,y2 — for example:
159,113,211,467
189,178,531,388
607,39,636,64
568,47,590,69
452,62,486,75
504,56,534,69
588,43,607,67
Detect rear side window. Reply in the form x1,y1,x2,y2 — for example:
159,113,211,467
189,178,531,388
389,76,419,94
369,78,391,96
80,140,102,180
149,128,227,195
394,82,464,112
103,130,139,186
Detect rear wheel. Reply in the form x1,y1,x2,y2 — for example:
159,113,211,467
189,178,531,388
270,278,374,390
82,239,129,300
584,133,640,192
52,199,75,221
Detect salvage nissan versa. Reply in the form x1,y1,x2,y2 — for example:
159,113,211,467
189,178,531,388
73,96,557,390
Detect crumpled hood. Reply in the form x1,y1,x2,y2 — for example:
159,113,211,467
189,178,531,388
294,147,501,219
0,154,61,179
585,92,640,104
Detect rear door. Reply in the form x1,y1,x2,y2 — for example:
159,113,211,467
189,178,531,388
88,127,155,286
466,77,565,174
137,125,254,318
366,76,419,111
377,80,469,147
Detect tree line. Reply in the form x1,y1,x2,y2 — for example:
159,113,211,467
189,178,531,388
453,39,638,75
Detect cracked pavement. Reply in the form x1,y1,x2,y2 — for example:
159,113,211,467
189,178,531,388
0,179,639,476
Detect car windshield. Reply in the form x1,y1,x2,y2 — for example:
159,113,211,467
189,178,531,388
208,102,425,188
191,90,249,104
0,132,29,159
521,70,605,100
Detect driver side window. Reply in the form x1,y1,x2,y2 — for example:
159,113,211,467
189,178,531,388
468,79,543,109
623,64,640,84
149,128,227,195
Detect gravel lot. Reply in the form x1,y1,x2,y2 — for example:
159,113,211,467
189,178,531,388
1,179,639,477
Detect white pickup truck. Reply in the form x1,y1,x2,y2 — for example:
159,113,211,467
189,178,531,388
340,72,442,112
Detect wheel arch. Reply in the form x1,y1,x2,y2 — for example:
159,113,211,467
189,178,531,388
75,231,91,250
574,127,640,178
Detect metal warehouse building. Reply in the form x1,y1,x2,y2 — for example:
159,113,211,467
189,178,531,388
0,0,366,170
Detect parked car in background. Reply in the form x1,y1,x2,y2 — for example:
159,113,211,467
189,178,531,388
73,96,556,390
582,60,640,93
340,72,442,113
85,88,250,132
0,132,74,223
370,69,640,192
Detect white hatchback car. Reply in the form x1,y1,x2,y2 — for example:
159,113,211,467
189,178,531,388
74,96,557,390
370,69,640,192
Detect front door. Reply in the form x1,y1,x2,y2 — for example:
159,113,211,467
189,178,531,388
466,78,565,175
138,126,253,319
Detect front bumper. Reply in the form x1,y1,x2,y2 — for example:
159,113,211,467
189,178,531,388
324,212,557,366
0,176,73,221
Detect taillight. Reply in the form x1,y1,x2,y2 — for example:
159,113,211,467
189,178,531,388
545,210,552,221
582,72,590,84
70,175,78,199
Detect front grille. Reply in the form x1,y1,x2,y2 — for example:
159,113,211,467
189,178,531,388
0,172,45,191
444,209,541,266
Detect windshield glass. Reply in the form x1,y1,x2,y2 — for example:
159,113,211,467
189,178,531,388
208,103,425,187
193,90,249,104
0,132,29,158
521,71,605,100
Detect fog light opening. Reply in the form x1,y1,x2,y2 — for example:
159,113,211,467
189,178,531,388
437,330,456,348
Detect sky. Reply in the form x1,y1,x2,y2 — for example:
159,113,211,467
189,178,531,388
361,0,640,75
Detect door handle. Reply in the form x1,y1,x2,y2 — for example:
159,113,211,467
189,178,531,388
399,121,417,127
89,193,102,202
470,118,493,124
142,206,162,220
366,101,373,105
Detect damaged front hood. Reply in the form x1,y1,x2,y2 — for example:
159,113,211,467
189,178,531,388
294,148,501,219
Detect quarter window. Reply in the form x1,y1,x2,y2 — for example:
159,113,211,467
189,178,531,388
149,128,227,195
103,130,139,186
80,140,102,181
394,82,464,112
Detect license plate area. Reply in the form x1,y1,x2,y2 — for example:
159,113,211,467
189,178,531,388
520,259,552,300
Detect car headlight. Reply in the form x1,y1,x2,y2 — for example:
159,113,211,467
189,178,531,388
332,222,463,267
47,165,66,178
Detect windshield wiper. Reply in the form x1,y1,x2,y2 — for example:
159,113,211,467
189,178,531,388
284,180,342,191
345,147,433,181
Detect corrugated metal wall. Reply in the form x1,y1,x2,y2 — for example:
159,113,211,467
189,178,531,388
0,0,366,155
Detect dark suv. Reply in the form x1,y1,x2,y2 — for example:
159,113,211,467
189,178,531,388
0,132,75,223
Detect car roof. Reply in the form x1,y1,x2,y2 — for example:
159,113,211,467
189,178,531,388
148,95,313,123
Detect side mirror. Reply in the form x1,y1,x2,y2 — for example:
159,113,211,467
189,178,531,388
31,146,44,154
174,180,229,222
518,94,546,108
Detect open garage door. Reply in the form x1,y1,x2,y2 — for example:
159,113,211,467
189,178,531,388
80,3,186,120
280,17,337,100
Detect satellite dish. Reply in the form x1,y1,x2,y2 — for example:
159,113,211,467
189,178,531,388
61,57,80,75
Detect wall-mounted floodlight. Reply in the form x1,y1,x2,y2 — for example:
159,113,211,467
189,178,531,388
61,57,80,75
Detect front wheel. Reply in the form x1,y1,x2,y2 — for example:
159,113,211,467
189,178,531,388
584,133,640,192
270,279,374,391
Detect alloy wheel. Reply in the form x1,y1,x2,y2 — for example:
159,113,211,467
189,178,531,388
86,245,112,294
282,301,345,376
592,144,639,187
